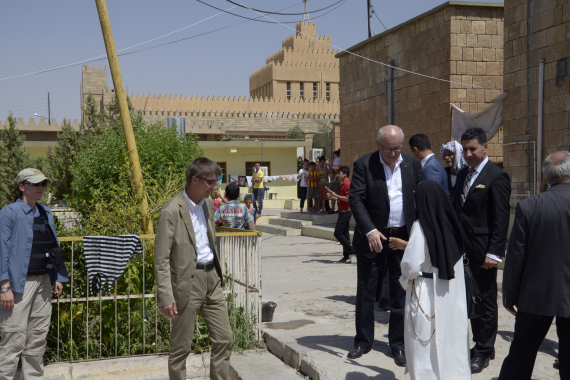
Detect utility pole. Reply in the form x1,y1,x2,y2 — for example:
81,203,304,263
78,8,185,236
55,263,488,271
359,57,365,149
47,92,51,125
94,0,153,234
367,0,371,38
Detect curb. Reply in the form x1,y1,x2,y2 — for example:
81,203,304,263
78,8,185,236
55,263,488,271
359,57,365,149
263,330,322,379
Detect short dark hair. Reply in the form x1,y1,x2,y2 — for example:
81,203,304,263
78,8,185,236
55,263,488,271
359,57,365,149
319,156,326,163
334,149,340,156
409,134,432,151
244,194,253,201
225,182,240,200
254,161,261,165
338,165,350,176
186,157,221,184
461,127,487,146
309,161,316,166
304,158,309,163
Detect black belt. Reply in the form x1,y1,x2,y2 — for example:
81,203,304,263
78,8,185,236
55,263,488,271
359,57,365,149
420,272,433,279
196,261,215,270
385,226,405,235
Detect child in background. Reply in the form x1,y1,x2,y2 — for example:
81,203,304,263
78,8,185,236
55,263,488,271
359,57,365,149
244,194,255,227
211,189,227,212
306,161,320,213
215,183,253,230
317,157,329,213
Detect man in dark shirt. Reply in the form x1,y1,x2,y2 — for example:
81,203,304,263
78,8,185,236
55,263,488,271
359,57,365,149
327,166,354,263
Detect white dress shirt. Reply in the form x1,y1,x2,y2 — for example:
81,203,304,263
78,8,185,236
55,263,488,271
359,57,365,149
183,189,214,263
420,153,435,168
367,153,405,236
465,157,502,263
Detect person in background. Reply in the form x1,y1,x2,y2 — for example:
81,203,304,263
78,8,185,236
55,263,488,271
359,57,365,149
215,183,253,231
317,157,329,213
0,168,69,380
306,162,320,213
211,189,226,212
399,180,470,380
298,159,310,213
244,195,255,228
499,151,570,380
251,161,264,217
328,151,341,214
409,134,448,193
327,166,355,263
440,140,468,198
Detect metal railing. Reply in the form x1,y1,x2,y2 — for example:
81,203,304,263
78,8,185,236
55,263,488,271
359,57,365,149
47,228,262,363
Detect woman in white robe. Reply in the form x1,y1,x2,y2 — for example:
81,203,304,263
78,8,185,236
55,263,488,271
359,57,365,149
398,180,471,380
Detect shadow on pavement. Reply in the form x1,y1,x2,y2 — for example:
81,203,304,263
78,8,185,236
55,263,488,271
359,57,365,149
326,295,357,305
302,259,339,264
497,330,559,359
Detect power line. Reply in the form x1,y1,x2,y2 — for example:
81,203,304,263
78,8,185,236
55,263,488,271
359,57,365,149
371,6,387,31
224,0,344,15
0,104,48,113
235,1,499,90
0,98,48,107
197,0,303,24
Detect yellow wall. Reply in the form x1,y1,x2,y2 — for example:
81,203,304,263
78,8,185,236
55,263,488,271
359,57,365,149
201,145,300,199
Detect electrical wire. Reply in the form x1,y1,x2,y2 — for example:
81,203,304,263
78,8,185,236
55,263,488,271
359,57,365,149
0,104,48,113
235,1,499,90
0,5,239,82
0,98,48,106
224,0,344,15
197,0,304,24
371,6,387,31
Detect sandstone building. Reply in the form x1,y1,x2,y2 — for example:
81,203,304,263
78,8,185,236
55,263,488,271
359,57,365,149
337,1,504,168
502,0,570,201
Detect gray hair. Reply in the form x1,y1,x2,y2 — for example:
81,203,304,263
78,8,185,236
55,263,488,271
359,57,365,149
543,151,570,183
377,125,404,143
186,157,221,184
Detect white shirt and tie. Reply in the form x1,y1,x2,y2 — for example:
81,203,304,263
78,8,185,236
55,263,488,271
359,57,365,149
183,189,214,264
463,157,502,263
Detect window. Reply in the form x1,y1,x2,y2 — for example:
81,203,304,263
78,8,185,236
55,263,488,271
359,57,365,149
313,82,318,99
300,82,304,99
245,162,270,177
326,82,330,101
286,81,291,99
216,162,227,183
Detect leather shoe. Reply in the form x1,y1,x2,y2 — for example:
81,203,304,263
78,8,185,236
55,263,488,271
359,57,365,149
347,345,371,359
471,355,490,374
392,350,406,367
470,348,495,360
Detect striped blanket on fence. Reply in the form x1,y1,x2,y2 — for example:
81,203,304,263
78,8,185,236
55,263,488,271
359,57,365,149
83,235,143,296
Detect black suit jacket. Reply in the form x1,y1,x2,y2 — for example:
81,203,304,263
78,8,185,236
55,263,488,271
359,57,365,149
452,159,511,264
349,151,423,258
503,183,570,317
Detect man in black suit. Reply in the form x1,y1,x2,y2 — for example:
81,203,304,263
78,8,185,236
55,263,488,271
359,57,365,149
348,125,423,367
452,127,511,374
409,133,448,193
499,151,570,380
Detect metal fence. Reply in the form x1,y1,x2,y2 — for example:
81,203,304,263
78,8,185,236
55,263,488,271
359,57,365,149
48,228,262,363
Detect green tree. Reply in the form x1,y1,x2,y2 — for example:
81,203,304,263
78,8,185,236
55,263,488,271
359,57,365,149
286,124,305,140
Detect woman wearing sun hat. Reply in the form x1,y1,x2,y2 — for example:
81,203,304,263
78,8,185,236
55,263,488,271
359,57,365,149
0,168,69,379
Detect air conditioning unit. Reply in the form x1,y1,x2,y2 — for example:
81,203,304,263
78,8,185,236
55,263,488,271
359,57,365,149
309,148,324,163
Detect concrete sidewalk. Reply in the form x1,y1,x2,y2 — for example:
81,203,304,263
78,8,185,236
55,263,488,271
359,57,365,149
261,233,560,380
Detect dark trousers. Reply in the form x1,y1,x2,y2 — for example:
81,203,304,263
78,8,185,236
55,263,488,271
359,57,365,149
470,263,498,358
334,211,354,259
354,229,408,352
252,188,264,215
300,187,308,209
499,312,570,380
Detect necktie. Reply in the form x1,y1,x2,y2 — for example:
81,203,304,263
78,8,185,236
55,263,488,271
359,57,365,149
461,168,476,205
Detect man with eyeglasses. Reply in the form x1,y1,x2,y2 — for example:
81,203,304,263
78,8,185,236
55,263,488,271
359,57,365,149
348,125,423,367
0,168,69,379
154,158,232,380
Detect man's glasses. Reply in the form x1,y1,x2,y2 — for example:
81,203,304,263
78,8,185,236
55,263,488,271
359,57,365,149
379,144,402,154
195,176,218,187
23,181,49,188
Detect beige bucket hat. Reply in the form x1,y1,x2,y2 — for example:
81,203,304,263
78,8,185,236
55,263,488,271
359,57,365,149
15,168,52,184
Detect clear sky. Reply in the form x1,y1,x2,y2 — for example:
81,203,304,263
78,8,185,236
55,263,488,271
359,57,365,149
0,0,502,124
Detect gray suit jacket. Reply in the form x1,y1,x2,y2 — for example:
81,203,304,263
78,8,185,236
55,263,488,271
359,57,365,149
503,183,570,317
154,191,222,308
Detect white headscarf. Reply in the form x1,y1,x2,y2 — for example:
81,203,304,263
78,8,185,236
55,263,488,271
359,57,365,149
439,141,467,173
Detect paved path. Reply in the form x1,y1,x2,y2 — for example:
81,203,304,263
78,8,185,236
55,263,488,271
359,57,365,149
261,232,561,380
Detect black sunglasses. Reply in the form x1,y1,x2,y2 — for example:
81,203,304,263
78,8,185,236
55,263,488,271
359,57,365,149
195,176,217,187
23,181,49,188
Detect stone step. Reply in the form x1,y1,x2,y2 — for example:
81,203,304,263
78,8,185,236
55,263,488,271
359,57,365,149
255,224,302,236
269,218,313,228
254,214,279,225
281,211,356,226
301,224,354,241
230,351,304,380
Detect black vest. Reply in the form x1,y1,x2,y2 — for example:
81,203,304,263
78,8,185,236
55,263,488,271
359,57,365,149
28,206,58,276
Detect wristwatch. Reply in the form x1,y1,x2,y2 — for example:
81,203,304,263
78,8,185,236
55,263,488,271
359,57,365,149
1,286,11,293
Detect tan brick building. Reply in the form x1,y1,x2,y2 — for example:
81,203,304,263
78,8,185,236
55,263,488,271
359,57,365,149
337,1,504,168
502,0,570,200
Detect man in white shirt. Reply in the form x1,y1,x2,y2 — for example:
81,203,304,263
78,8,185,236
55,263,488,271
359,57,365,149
452,127,511,374
154,158,232,380
348,125,423,367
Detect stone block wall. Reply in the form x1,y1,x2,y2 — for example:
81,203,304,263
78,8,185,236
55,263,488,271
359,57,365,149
503,0,570,197
338,2,504,169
